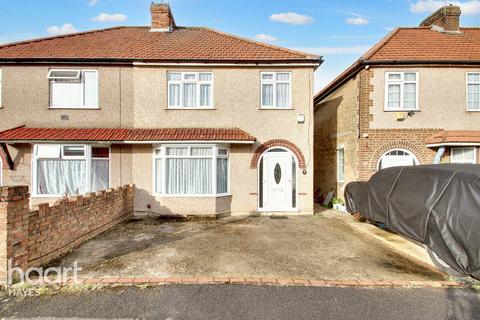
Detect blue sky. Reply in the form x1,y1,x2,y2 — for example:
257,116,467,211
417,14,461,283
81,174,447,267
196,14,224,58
1,0,479,92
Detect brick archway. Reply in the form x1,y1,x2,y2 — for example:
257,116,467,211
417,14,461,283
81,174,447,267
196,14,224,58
250,139,306,169
368,141,429,172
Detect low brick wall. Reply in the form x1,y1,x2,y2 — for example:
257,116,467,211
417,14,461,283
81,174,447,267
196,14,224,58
0,185,134,284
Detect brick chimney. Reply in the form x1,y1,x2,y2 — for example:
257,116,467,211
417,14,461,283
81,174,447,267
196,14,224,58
150,2,176,32
420,4,461,32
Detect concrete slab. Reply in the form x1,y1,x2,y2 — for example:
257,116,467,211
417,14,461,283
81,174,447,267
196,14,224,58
49,214,446,281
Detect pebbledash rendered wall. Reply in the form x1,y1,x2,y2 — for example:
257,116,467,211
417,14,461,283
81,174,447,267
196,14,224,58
0,184,134,284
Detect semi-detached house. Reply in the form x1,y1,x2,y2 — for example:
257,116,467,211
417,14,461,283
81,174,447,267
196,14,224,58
314,5,480,199
0,3,321,216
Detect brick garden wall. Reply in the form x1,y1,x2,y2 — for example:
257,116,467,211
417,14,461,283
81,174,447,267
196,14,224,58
0,185,134,284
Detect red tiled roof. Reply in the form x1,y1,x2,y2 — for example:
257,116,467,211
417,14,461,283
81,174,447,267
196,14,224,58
0,26,319,63
0,126,256,143
426,130,480,145
315,27,480,103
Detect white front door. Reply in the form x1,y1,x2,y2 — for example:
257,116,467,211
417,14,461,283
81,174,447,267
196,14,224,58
262,152,293,211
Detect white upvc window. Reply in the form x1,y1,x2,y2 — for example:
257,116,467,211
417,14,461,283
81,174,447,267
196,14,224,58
33,144,110,197
336,148,345,182
48,69,98,109
261,72,291,109
167,72,213,109
384,72,419,111
467,73,480,111
153,145,229,196
451,147,477,164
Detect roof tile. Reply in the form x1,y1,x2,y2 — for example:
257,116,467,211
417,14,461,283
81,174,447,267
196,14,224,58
0,127,256,143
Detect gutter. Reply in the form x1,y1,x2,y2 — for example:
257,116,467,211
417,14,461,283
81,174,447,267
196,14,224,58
0,140,256,145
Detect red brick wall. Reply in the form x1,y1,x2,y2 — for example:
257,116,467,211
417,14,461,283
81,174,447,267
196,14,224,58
0,185,134,283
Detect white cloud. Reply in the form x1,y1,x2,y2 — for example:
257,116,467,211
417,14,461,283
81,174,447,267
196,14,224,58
254,34,278,43
384,26,394,31
46,23,78,36
410,0,480,15
345,12,370,26
91,13,127,22
346,16,370,25
88,0,98,6
294,45,372,55
269,12,314,25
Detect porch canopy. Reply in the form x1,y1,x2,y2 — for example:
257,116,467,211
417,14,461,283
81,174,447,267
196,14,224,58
0,126,256,170
426,130,480,148
0,126,256,144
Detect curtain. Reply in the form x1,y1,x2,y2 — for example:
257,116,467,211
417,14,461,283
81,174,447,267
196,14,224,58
90,159,109,192
166,158,212,195
83,71,98,107
388,84,401,108
468,84,480,110
217,158,228,194
169,84,181,107
200,84,211,107
183,83,197,107
51,81,83,108
276,83,290,108
262,84,273,106
403,83,416,109
155,158,162,194
37,160,87,195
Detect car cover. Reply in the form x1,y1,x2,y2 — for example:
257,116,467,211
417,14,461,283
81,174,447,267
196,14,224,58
344,164,480,279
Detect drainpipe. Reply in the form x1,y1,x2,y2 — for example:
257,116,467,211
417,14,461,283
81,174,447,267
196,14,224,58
433,146,446,164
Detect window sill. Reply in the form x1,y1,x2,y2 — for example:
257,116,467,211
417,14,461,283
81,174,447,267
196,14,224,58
48,107,100,110
383,109,420,112
153,193,232,198
466,110,480,112
165,107,216,110
259,107,294,110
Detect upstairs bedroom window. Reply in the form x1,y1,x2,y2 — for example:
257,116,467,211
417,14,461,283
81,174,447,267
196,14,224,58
167,72,213,109
384,72,418,111
48,69,98,109
33,145,110,196
261,72,291,109
467,73,480,111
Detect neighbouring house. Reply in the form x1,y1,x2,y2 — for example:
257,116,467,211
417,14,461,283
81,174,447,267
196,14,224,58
314,5,480,200
0,3,321,216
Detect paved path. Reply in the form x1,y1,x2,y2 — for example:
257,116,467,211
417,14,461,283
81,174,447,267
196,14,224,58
50,215,445,281
1,285,479,319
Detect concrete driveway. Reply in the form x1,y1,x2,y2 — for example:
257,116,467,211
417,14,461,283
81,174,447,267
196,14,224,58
51,214,445,281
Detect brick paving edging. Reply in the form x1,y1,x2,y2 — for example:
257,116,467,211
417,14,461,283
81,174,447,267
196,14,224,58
22,277,466,289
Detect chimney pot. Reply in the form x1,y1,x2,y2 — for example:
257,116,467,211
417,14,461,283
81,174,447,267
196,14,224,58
419,5,461,32
150,2,176,32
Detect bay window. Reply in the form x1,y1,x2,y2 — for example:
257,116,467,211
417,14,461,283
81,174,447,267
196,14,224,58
451,147,476,164
154,145,229,196
48,69,98,109
467,73,480,111
34,144,110,196
261,72,291,108
167,72,213,109
384,72,418,111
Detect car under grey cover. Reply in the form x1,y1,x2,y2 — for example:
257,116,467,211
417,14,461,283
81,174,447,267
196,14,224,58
344,164,480,279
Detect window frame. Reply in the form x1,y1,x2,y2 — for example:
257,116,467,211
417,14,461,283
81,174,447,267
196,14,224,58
384,72,419,111
450,147,477,164
336,148,345,182
48,69,99,109
152,144,230,197
32,144,111,197
260,71,292,109
167,71,214,109
466,72,480,112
